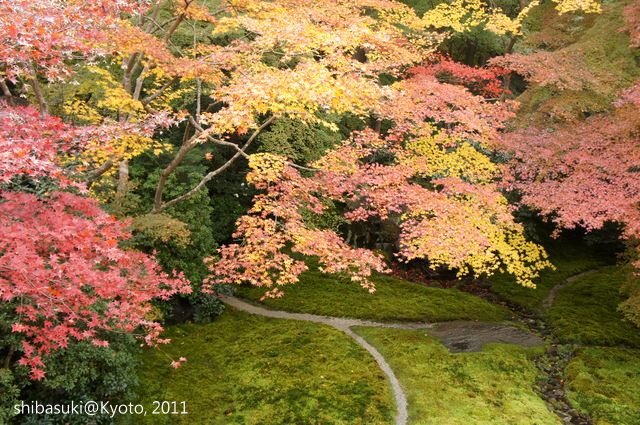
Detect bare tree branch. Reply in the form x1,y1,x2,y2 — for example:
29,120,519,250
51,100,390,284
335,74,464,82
85,159,115,182
153,115,275,212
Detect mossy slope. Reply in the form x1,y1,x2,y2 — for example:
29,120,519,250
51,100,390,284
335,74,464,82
237,272,513,323
490,242,607,312
547,266,640,347
515,0,640,124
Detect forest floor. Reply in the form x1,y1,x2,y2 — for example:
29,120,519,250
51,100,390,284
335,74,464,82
126,245,640,425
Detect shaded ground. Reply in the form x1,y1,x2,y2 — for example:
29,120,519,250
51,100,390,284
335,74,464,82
489,243,607,312
545,266,640,348
542,269,600,309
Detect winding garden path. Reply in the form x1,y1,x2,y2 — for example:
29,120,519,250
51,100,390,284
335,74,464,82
542,268,601,309
221,295,543,425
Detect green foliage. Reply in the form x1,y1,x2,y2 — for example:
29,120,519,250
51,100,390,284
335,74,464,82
357,328,557,425
45,63,147,124
566,347,640,425
130,213,191,247
546,265,640,347
0,302,22,362
0,175,63,198
237,272,513,322
0,369,20,424
129,153,217,285
127,147,227,323
400,0,443,17
442,26,512,66
33,336,140,402
3,301,136,420
159,0,222,50
256,113,366,166
401,0,522,65
124,309,394,424
301,199,348,232
3,335,140,425
257,118,343,164
191,291,227,324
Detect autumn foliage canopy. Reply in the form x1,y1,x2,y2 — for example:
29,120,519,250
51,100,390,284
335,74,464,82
1,0,639,380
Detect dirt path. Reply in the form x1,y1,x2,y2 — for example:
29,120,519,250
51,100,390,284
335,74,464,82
221,295,543,425
543,269,601,309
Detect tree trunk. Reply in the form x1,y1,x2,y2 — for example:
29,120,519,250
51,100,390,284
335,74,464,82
3,346,14,369
0,80,11,97
29,74,48,116
116,160,129,202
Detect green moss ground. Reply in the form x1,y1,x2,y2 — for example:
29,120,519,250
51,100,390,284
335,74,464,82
237,272,513,322
125,247,640,424
356,327,559,425
566,347,640,425
122,309,393,425
489,243,606,312
546,266,640,347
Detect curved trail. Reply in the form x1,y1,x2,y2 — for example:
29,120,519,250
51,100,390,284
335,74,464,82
221,295,412,425
221,295,543,425
543,268,601,309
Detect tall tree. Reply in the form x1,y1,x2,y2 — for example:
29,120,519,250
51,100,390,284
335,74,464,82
208,66,552,298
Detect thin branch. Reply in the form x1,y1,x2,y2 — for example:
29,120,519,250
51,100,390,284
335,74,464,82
141,77,178,106
195,78,202,122
115,159,130,201
289,163,318,172
85,159,115,182
133,66,147,101
143,1,164,32
122,53,139,92
147,16,179,35
152,130,201,212
190,118,319,172
190,118,249,158
154,116,275,212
